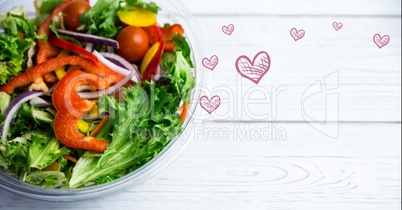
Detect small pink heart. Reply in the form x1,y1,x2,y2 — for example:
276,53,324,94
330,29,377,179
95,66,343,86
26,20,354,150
235,51,271,84
333,22,343,31
200,95,221,114
373,34,390,49
290,28,305,41
202,55,219,71
222,24,235,36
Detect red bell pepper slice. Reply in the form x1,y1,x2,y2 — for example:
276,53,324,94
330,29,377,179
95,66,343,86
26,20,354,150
143,26,164,81
48,35,99,62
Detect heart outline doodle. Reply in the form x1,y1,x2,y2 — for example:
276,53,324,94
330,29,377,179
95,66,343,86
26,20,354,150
373,34,390,49
333,22,343,31
202,55,219,71
199,95,221,114
290,28,305,41
235,51,271,85
222,24,235,36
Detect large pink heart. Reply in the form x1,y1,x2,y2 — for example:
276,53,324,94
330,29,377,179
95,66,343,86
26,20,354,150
373,34,390,49
235,51,271,84
200,95,221,114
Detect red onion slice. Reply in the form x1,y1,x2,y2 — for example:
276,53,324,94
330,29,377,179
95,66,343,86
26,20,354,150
92,51,142,83
99,52,143,82
1,91,44,142
29,97,51,108
57,29,119,49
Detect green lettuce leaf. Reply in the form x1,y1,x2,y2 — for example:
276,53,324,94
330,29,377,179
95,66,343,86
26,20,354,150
28,133,69,170
26,171,66,188
167,51,195,103
78,0,122,38
0,34,36,86
0,140,29,175
0,92,10,114
123,0,161,14
69,82,183,188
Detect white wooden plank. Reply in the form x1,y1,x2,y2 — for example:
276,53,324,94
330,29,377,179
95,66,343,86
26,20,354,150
0,123,400,209
192,16,401,122
181,0,402,16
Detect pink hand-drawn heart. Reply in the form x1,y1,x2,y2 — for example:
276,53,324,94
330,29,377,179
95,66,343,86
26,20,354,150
333,22,343,31
222,24,235,36
200,95,221,114
290,28,305,41
373,34,390,49
202,55,219,71
235,51,271,84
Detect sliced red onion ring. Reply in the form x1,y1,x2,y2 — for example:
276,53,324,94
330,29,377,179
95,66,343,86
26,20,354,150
85,42,94,52
154,65,161,81
1,91,44,142
99,52,143,82
76,85,92,92
57,29,119,49
29,97,51,108
44,82,58,96
78,70,135,99
92,51,142,83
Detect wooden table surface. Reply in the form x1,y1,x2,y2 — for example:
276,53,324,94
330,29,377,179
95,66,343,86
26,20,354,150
0,0,401,209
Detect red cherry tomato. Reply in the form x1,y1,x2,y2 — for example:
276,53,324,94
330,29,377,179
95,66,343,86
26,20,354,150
116,26,150,63
63,0,91,31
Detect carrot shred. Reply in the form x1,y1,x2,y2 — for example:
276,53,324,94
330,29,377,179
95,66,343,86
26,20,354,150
90,115,109,137
180,103,190,122
63,155,78,163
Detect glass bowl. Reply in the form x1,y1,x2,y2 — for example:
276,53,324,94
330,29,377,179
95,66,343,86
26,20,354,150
0,0,205,201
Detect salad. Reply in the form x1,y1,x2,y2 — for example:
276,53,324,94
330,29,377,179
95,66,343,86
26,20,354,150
0,0,195,188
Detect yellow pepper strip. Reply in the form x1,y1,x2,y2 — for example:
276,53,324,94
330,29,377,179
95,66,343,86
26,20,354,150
55,50,71,80
77,119,90,133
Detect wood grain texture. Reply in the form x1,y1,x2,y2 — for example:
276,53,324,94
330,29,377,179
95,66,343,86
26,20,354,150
0,123,400,209
181,0,402,16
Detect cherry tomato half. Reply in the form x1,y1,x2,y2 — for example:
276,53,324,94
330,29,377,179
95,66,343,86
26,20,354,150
63,0,91,31
116,26,149,63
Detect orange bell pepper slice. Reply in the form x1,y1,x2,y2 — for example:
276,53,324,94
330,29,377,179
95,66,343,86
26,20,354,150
143,24,184,52
0,56,124,94
53,69,110,152
161,24,184,51
37,0,76,64
37,0,87,83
